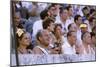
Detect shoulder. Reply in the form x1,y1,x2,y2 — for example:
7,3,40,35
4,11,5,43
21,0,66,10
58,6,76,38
32,46,43,54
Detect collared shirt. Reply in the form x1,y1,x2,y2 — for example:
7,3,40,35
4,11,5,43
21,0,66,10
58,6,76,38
62,39,76,55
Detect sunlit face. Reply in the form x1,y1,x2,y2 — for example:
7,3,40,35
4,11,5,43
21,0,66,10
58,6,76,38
40,30,50,46
49,22,55,32
49,6,57,17
81,27,88,33
68,8,73,16
77,17,82,25
61,9,68,20
70,32,77,45
14,15,21,27
83,32,91,44
19,33,31,46
55,26,62,37
83,9,89,15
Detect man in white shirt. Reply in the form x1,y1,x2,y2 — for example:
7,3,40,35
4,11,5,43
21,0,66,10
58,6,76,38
62,31,77,55
66,5,74,23
74,14,83,45
56,7,74,36
32,9,48,37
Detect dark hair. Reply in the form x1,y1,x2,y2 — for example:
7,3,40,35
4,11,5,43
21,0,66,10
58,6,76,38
54,23,62,31
67,31,75,37
42,17,54,29
82,7,88,12
36,30,43,41
66,5,72,11
48,4,56,10
40,9,48,20
89,17,96,22
59,7,67,14
74,14,81,23
68,23,73,30
81,31,90,40
90,9,96,14
90,32,96,38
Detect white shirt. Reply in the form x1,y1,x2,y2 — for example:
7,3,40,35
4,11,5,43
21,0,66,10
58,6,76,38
62,39,76,55
76,29,82,45
32,20,43,37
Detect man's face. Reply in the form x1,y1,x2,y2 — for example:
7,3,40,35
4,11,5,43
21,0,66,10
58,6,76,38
70,32,77,45
40,30,50,46
61,9,68,20
68,8,73,16
49,6,57,17
14,15,21,27
77,17,82,25
81,27,88,33
83,9,89,15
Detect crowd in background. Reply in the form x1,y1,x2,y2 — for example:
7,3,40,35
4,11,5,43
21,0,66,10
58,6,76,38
11,1,96,56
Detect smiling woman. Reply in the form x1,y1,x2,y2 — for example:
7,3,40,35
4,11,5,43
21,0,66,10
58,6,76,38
16,29,33,54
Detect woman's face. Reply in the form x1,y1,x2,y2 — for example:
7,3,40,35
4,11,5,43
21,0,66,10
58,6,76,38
19,33,31,46
83,32,91,44
49,22,55,32
55,26,62,37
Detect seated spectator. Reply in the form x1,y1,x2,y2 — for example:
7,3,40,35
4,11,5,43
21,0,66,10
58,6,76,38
53,23,66,46
82,6,89,22
33,30,61,55
25,3,40,35
62,31,77,55
89,17,96,30
16,29,33,54
74,15,83,45
80,23,88,33
81,32,95,55
68,23,82,46
66,5,74,23
32,9,49,37
13,12,24,30
56,7,69,36
42,17,56,46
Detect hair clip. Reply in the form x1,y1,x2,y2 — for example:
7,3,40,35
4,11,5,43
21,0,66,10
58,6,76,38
16,28,24,37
